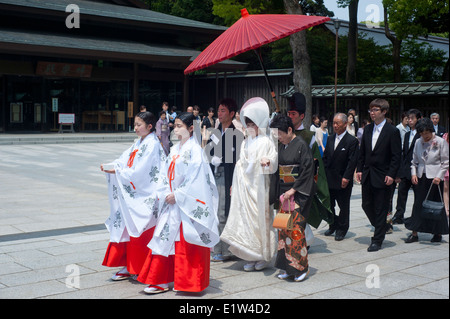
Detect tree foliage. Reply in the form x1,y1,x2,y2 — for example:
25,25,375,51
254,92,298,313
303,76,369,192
211,0,285,26
382,0,449,82
144,0,448,83
143,0,223,24
383,0,449,40
211,0,333,26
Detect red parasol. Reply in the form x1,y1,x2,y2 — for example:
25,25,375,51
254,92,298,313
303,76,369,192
184,8,330,111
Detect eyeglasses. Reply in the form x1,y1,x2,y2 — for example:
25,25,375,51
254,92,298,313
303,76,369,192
368,108,381,113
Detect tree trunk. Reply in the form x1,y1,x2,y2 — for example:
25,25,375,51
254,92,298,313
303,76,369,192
346,0,358,84
284,0,312,128
384,6,402,82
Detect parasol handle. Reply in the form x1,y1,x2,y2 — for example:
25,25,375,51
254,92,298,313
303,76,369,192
254,49,280,113
271,93,281,113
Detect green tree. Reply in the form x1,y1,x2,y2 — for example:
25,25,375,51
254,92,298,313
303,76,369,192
211,0,285,26
383,0,449,82
144,0,223,24
401,39,447,82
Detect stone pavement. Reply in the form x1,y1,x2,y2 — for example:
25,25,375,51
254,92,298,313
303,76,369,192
0,134,448,300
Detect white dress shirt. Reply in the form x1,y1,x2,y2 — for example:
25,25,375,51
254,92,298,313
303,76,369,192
372,119,386,150
408,129,417,148
334,131,347,150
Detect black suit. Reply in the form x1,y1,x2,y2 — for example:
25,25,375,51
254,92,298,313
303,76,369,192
323,132,359,236
435,125,446,138
207,122,244,258
357,121,402,246
207,122,243,217
393,130,420,221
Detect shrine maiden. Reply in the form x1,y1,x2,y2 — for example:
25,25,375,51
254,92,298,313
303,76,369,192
138,112,219,294
101,111,164,280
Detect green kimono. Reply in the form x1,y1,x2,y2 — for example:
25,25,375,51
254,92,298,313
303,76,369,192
295,129,334,228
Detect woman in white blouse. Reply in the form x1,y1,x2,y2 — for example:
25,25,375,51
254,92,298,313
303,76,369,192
405,118,449,243
346,113,356,137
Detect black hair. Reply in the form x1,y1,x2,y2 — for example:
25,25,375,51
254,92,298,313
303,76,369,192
176,112,195,128
416,118,435,134
244,117,255,125
407,108,422,120
135,111,156,132
269,114,295,133
219,98,238,114
159,110,166,117
369,98,389,112
207,107,215,113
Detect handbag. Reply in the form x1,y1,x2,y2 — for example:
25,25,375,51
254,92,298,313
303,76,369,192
421,183,444,221
273,196,295,230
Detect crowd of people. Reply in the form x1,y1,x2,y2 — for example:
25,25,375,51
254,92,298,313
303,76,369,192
100,95,449,294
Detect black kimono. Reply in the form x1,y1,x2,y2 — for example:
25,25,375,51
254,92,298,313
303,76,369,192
270,136,316,277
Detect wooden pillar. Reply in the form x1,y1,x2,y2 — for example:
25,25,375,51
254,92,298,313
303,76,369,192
183,74,189,111
223,72,227,97
133,63,139,115
215,72,219,107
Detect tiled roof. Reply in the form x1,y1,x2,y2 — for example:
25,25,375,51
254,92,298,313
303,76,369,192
281,82,449,98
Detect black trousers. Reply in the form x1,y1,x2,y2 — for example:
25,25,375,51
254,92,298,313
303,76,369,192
362,180,391,245
394,178,416,219
329,186,353,235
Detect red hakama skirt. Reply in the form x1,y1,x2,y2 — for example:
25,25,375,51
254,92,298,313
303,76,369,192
102,227,154,275
137,224,210,292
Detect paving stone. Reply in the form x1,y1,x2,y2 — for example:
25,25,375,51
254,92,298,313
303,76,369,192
0,138,447,301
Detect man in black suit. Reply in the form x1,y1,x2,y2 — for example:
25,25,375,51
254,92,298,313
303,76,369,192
392,109,422,224
206,98,244,261
356,99,402,252
430,113,446,138
323,113,359,241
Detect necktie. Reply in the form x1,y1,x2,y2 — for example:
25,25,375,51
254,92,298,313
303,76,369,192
372,126,380,150
409,131,415,148
334,136,340,150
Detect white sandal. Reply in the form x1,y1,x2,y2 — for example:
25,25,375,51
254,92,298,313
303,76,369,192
243,262,256,272
255,261,268,271
111,267,131,281
144,284,169,294
294,269,309,282
277,271,290,280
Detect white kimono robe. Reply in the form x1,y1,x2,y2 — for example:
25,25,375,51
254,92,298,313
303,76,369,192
105,133,164,243
221,134,278,262
148,136,219,257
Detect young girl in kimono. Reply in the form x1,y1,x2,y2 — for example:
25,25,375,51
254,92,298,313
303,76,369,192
220,97,278,272
138,112,219,294
101,111,165,281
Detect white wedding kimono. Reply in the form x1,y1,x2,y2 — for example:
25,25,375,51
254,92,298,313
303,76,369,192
105,133,164,243
221,134,278,261
220,97,279,262
148,136,220,257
